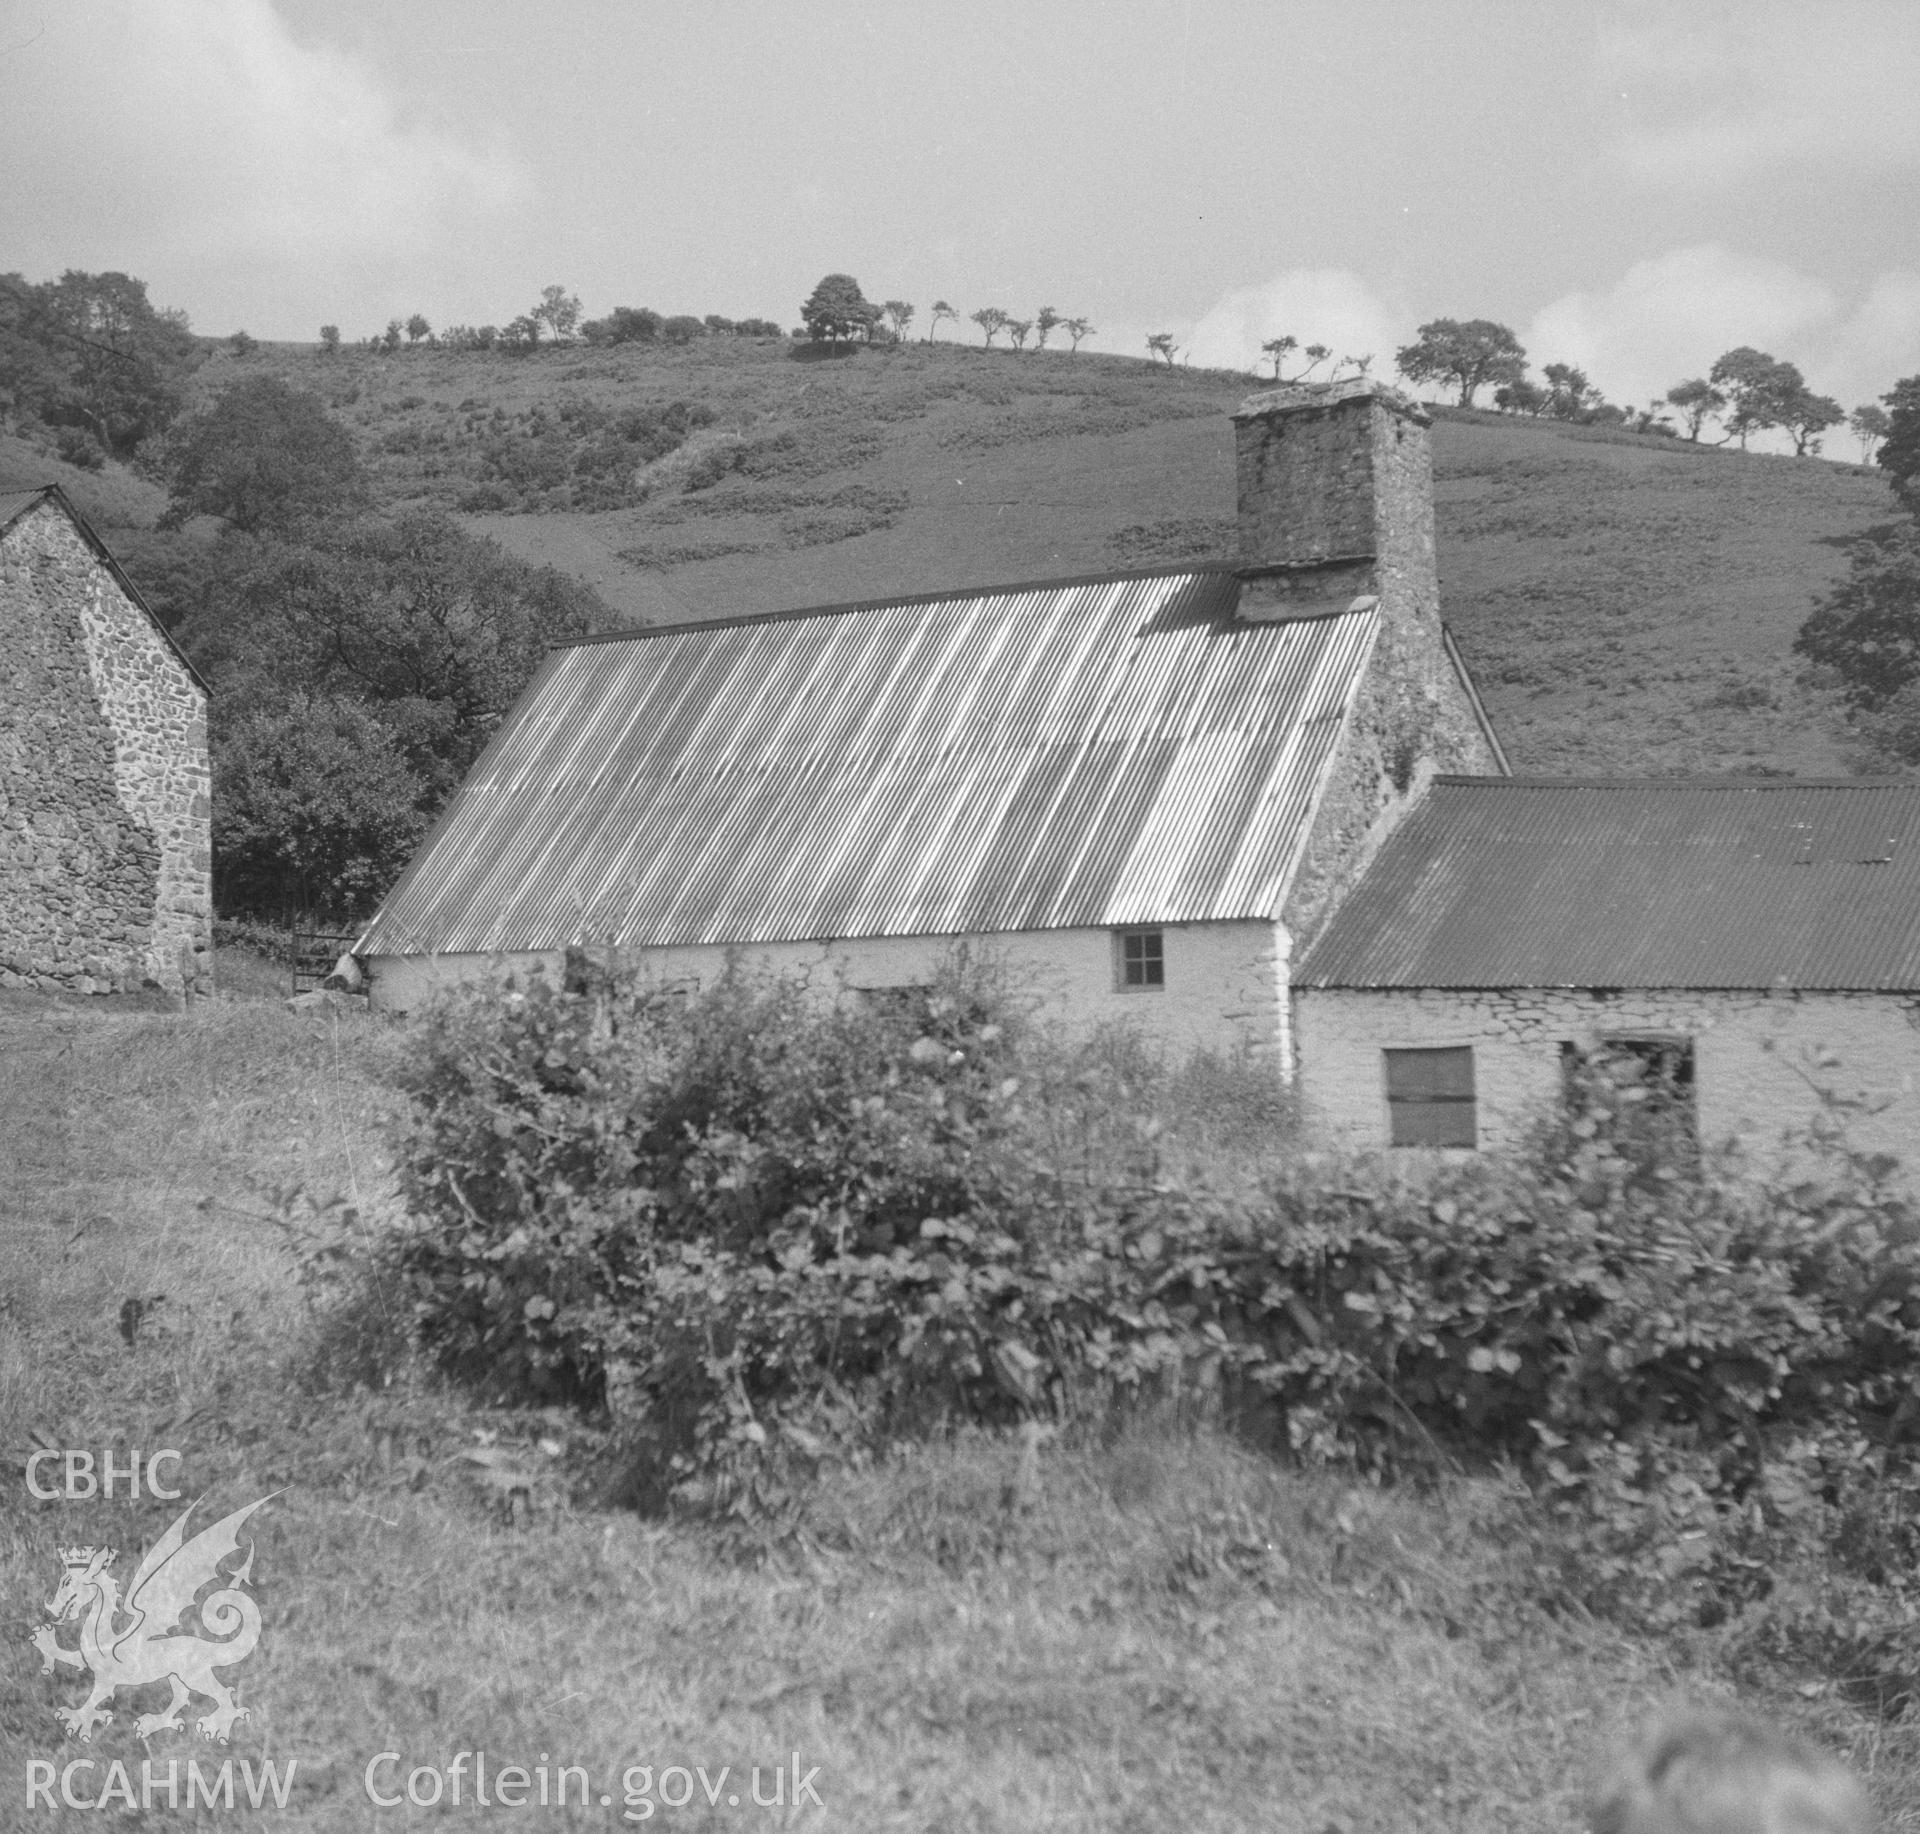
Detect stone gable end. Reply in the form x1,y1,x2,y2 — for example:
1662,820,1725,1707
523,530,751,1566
0,497,210,997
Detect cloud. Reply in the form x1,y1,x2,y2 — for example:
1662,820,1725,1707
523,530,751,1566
1604,1,1920,184
1526,245,1918,433
1185,270,1403,378
1525,246,1837,408
0,0,528,336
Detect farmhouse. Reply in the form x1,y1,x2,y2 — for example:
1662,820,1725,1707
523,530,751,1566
354,377,1507,1046
0,485,212,999
1294,776,1920,1166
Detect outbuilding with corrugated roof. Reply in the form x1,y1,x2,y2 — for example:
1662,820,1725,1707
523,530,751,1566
1294,775,1920,1165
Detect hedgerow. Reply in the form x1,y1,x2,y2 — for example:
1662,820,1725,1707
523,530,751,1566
368,955,1920,1682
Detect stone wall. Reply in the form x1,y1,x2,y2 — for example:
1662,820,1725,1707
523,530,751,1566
1296,984,1920,1173
366,918,1290,1060
0,496,211,997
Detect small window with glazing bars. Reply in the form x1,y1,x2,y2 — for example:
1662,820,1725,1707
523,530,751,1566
1384,1046,1476,1148
1117,928,1164,990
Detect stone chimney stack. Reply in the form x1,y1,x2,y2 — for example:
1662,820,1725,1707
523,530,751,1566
1231,378,1506,947
1230,377,1439,654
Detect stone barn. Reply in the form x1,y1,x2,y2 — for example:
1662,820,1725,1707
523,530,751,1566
0,485,212,999
354,377,1506,1044
1294,776,1920,1167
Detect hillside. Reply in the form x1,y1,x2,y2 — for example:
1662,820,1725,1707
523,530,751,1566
10,338,1900,776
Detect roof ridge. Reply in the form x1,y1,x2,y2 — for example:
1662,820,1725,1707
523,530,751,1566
561,564,1240,646
1430,774,1920,791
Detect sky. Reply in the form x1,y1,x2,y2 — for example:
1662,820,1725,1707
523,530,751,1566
3,0,1917,429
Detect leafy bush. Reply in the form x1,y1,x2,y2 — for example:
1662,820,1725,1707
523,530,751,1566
55,425,106,470
680,423,884,493
160,374,368,533
465,399,716,511
212,690,433,918
780,483,909,546
1795,516,1920,709
373,956,1920,1686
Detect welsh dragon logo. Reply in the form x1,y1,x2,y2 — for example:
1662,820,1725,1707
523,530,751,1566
30,1494,274,1743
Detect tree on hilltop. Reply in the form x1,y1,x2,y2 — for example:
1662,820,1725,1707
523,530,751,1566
1542,363,1602,421
1147,333,1178,367
1705,348,1842,455
1062,317,1093,352
1035,306,1061,349
1260,335,1297,380
318,324,341,355
801,274,879,345
1494,377,1547,415
582,306,662,345
1851,403,1891,464
406,313,432,346
1665,378,1725,442
1780,383,1844,456
928,300,959,342
1006,318,1033,352
1394,318,1527,406
882,300,914,341
971,306,1009,347
1708,347,1792,448
533,286,582,343
1259,337,1332,382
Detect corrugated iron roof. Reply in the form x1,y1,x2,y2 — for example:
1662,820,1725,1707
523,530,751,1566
358,569,1383,954
1298,777,1920,991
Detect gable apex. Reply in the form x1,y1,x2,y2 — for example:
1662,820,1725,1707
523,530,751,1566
0,483,208,696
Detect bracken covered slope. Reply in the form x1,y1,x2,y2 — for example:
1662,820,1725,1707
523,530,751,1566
17,338,1902,776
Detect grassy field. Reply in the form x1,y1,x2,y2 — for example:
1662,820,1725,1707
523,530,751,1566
4,969,1917,1830
5,337,1897,779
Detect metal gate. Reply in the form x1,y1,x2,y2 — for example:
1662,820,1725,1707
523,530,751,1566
291,930,358,995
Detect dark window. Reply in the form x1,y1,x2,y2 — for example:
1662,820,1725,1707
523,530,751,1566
1119,929,1164,990
1385,1046,1476,1148
1604,1035,1694,1092
855,984,933,1019
1562,1035,1698,1163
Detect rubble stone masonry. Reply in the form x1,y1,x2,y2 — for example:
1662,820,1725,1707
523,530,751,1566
1233,382,1502,959
0,496,211,997
1296,984,1920,1173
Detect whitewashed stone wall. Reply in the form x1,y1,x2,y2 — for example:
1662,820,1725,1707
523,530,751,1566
367,918,1290,1059
1296,984,1920,1171
0,498,211,997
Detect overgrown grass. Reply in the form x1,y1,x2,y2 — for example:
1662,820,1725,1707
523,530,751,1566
6,990,1919,1828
